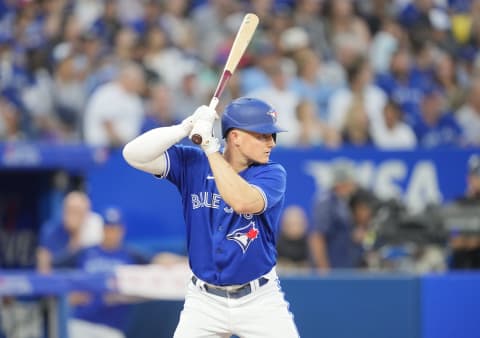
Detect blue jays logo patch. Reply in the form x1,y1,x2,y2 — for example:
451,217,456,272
226,221,259,253
266,110,278,122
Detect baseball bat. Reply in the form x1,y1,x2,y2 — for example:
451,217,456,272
190,13,259,145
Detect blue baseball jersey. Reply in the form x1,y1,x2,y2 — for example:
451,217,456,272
39,222,72,263
56,245,149,331
161,145,286,286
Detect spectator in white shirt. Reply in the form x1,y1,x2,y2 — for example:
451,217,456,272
83,62,145,147
328,56,387,132
372,100,417,149
456,76,480,146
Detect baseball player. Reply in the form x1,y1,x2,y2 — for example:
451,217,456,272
122,97,299,337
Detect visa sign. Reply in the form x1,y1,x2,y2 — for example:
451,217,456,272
305,159,442,212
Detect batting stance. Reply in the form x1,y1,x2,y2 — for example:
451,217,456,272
123,97,299,337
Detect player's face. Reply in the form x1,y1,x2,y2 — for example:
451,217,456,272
237,130,276,164
102,225,124,249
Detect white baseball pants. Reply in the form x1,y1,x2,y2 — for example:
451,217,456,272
69,319,125,338
173,271,299,338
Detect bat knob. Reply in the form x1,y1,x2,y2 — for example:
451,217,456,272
191,134,203,145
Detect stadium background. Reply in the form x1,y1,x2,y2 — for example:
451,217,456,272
1,0,480,337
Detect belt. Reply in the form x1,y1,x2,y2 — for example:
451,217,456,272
191,275,269,299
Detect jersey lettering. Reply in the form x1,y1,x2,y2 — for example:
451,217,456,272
191,192,222,209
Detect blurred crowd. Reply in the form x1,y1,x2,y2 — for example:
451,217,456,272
0,0,480,148
3,2,480,336
276,152,480,274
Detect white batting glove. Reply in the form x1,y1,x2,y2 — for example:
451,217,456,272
179,105,207,136
189,105,220,155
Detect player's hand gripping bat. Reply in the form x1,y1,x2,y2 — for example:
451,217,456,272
190,13,259,145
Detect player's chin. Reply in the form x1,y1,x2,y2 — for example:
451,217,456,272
257,153,270,163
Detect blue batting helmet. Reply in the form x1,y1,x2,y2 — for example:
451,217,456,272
221,97,287,138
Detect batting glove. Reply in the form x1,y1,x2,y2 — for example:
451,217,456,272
179,105,208,136
189,105,220,155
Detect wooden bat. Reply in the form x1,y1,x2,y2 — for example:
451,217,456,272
190,13,259,145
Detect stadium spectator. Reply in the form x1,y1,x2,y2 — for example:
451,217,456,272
52,55,87,142
59,206,150,338
51,13,85,71
340,96,374,148
369,18,403,75
143,26,183,89
413,86,464,148
141,82,181,132
278,26,310,59
323,0,371,53
293,0,330,59
429,8,457,55
83,62,145,147
112,26,139,64
457,154,480,205
371,100,417,149
455,76,480,146
239,37,279,95
328,56,387,133
375,46,427,126
397,0,435,47
172,64,207,120
190,0,241,65
433,51,466,112
276,205,310,271
90,0,122,46
348,188,378,268
20,48,59,141
411,40,437,94
309,159,366,270
295,100,340,148
80,29,107,74
448,154,480,269
290,48,342,120
5,0,480,150
73,0,104,30
36,191,100,273
161,0,195,50
0,95,25,141
330,32,364,82
116,0,145,28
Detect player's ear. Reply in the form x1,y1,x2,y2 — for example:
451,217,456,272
230,130,241,147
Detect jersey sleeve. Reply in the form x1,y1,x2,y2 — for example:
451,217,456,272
157,144,204,188
248,163,287,214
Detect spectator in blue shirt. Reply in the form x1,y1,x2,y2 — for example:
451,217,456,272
141,81,181,132
413,86,464,148
36,191,92,273
309,159,366,270
376,47,427,126
58,207,150,338
90,0,122,46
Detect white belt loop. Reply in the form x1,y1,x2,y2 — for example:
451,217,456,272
251,279,258,292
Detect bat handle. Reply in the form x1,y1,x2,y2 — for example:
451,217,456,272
190,97,219,145
208,96,220,110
